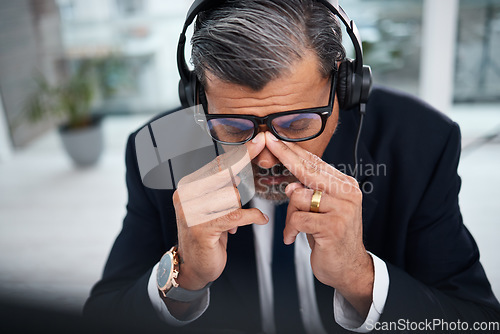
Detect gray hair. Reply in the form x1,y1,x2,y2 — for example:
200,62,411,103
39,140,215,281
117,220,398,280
191,0,346,91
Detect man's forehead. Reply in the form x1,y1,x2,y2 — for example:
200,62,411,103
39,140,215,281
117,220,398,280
204,52,324,93
202,50,330,116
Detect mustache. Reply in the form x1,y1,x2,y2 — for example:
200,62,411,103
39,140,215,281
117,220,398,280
254,163,293,177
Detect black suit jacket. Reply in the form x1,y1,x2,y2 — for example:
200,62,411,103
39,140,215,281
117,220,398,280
84,86,500,333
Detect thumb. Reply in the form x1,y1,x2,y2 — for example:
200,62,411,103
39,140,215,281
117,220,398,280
245,132,266,160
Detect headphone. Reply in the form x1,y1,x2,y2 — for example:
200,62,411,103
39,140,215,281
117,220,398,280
177,0,372,111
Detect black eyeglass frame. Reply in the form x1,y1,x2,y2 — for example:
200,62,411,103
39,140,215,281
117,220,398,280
195,71,338,145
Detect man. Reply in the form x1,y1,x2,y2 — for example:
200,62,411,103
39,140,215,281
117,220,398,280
84,0,500,333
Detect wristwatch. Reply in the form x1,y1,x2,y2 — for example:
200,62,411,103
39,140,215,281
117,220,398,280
157,246,180,297
157,246,212,302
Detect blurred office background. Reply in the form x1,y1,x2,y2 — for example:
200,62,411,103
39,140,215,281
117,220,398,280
0,0,499,313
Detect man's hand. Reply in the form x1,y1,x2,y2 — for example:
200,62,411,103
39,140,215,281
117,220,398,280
172,132,269,292
264,131,374,318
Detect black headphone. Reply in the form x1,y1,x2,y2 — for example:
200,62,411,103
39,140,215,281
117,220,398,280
177,0,372,111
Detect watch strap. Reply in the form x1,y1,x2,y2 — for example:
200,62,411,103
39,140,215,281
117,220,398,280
165,282,213,302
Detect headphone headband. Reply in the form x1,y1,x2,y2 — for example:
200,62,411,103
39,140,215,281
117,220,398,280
177,0,226,84
316,1,364,75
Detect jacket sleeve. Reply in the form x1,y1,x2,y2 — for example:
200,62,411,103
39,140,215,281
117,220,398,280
377,123,500,332
83,133,176,330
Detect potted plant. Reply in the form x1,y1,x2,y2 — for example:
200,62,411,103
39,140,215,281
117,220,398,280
25,60,104,167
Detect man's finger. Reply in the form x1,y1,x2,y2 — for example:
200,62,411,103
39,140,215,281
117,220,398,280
209,207,269,233
178,132,265,198
283,210,325,245
244,132,266,160
178,166,243,201
180,185,242,227
178,148,243,184
265,132,346,194
178,154,250,198
287,185,334,213
183,185,242,215
280,138,340,178
181,132,265,185
281,140,358,186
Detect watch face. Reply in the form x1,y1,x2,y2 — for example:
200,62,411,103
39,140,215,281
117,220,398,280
157,253,173,288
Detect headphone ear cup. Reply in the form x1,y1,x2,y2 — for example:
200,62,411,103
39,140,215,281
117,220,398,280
337,59,354,110
178,79,189,108
178,73,198,108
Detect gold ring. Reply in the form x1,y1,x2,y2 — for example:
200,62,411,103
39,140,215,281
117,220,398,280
310,190,322,213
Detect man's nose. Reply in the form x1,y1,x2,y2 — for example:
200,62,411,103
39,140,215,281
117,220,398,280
252,126,281,168
253,146,280,169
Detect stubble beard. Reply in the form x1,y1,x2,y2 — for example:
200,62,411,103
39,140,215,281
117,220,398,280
252,163,297,204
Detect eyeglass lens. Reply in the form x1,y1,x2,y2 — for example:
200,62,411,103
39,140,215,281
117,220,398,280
206,112,323,143
271,113,322,140
207,118,255,143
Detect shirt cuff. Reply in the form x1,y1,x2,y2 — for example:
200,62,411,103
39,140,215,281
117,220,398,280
333,252,389,333
147,262,210,326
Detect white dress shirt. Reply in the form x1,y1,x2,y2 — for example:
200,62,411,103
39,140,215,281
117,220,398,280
148,197,390,333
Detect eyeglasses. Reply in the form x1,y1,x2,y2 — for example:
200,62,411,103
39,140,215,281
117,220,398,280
195,72,337,145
